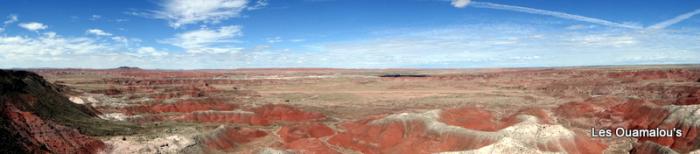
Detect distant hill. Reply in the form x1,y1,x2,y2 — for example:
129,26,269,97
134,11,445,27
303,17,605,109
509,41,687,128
116,66,142,70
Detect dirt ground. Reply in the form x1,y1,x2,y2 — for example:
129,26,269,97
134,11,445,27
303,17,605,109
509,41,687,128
30,65,700,153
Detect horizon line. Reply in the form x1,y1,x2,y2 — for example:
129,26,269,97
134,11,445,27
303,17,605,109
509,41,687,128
8,63,700,71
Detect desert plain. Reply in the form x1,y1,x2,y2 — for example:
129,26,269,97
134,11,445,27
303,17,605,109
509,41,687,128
2,65,700,154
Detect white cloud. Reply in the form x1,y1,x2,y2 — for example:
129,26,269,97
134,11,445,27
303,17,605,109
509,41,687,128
155,0,248,28
244,25,698,68
0,31,179,68
165,25,242,54
136,47,169,57
18,22,48,31
86,28,113,36
1,23,699,69
3,14,18,25
0,33,108,58
451,0,471,8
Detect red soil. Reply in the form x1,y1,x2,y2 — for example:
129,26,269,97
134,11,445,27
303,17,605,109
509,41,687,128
557,98,700,153
1,103,105,154
328,117,495,154
174,104,326,125
120,99,238,115
277,123,335,143
284,138,339,154
439,106,501,131
28,67,700,153
328,107,607,154
203,126,268,151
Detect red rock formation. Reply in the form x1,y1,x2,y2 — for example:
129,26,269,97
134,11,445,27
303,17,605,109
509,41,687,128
328,108,607,154
556,98,700,153
180,104,325,125
120,99,238,115
439,106,500,131
629,105,700,153
180,110,257,124
285,138,339,154
153,84,219,100
251,104,327,124
328,116,494,154
675,88,700,105
277,123,334,143
1,70,118,153
1,103,105,154
202,126,267,151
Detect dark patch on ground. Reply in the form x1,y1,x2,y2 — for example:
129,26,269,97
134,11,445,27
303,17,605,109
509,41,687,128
380,74,431,78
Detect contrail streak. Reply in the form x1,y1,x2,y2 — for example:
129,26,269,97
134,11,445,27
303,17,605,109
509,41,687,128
468,1,643,29
647,8,700,30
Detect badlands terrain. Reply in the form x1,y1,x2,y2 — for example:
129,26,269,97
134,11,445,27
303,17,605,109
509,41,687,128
2,65,700,154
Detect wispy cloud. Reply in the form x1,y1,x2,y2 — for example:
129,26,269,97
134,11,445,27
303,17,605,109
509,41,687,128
3,14,18,25
463,1,642,29
164,25,243,54
247,0,269,10
241,25,697,68
0,32,109,58
266,36,282,43
451,0,470,8
86,28,113,36
0,31,176,68
0,14,18,33
647,8,700,30
1,23,698,69
89,14,102,21
453,0,700,30
18,22,48,31
155,0,248,28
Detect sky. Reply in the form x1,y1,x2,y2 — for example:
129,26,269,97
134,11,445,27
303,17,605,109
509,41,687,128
0,0,699,69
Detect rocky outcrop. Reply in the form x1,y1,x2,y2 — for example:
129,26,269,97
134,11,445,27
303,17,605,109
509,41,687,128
556,97,700,153
1,103,105,153
202,126,268,151
277,123,334,143
328,108,606,154
0,70,119,153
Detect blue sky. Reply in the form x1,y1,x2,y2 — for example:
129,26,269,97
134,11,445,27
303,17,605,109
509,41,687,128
0,0,699,69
